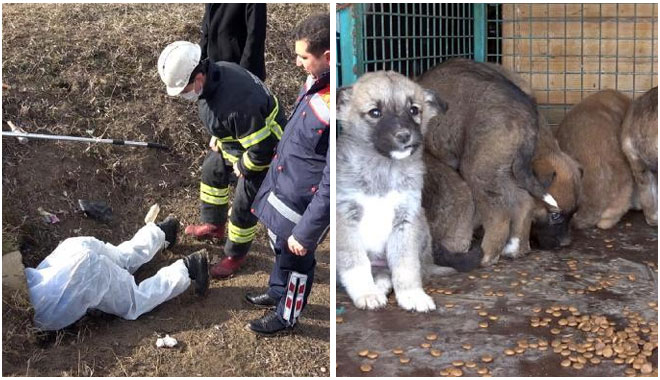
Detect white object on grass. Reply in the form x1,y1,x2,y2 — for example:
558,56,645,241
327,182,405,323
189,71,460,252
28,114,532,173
144,204,161,224
156,334,178,348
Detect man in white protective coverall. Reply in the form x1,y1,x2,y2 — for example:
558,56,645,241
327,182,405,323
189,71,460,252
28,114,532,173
24,216,209,331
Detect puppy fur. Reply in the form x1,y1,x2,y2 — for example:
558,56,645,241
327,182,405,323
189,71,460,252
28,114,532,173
620,87,658,226
555,89,633,229
418,59,556,266
336,71,455,312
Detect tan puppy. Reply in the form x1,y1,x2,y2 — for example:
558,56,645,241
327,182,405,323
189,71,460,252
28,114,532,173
555,89,633,229
621,87,658,226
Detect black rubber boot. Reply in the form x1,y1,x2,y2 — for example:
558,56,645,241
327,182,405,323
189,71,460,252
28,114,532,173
183,250,209,296
156,215,179,249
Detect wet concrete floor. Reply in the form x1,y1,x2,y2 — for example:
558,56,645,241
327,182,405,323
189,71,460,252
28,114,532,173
336,211,658,377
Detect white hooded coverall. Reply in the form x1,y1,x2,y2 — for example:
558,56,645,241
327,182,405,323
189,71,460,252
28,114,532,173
25,223,190,331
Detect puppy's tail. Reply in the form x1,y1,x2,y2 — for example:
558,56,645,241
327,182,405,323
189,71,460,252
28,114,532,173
425,264,458,277
433,244,483,272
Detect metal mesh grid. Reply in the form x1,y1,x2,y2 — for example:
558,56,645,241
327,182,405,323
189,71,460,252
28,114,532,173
487,3,658,125
361,3,475,78
337,3,479,85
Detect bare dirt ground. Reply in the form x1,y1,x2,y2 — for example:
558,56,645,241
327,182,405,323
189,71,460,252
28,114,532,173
2,3,329,377
337,211,657,377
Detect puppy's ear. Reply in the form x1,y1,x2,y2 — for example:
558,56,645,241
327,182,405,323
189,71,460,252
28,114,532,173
533,160,557,189
423,89,448,114
337,86,353,114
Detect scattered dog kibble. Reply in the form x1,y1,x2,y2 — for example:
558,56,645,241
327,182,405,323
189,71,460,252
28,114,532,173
426,333,438,341
452,360,465,367
367,352,379,360
399,357,411,364
481,355,493,363
640,363,652,374
430,349,443,357
358,349,369,357
360,364,372,373
462,343,472,350
392,348,404,355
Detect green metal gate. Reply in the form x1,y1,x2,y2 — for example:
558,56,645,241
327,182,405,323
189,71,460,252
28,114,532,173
338,3,488,86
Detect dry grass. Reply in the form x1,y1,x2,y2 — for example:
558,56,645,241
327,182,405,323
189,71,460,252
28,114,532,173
2,3,329,376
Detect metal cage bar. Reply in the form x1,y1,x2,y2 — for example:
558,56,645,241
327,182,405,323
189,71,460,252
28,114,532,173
336,3,484,86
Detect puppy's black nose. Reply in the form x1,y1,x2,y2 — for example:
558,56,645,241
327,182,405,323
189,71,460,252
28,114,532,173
395,130,411,144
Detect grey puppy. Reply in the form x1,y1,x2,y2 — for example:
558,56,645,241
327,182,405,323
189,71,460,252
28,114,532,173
336,71,455,312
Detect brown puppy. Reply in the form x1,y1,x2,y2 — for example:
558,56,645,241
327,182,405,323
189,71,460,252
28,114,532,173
418,59,557,266
621,87,658,226
422,151,476,253
555,89,633,229
481,63,582,250
528,116,582,248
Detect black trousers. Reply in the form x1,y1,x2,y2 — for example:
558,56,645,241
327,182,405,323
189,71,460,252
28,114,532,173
199,150,266,258
266,232,316,326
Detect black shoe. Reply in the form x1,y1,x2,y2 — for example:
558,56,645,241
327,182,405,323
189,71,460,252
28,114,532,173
156,215,179,248
245,293,278,309
183,250,209,296
247,311,292,336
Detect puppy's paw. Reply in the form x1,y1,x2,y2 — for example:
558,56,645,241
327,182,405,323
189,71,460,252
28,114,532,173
396,289,436,312
353,292,388,310
480,253,500,267
374,275,393,296
501,238,529,259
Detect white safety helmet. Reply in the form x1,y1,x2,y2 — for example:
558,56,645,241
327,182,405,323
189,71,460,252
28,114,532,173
158,41,202,96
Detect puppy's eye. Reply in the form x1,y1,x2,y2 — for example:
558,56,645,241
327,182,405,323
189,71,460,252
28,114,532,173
549,212,564,224
409,106,420,116
368,108,382,118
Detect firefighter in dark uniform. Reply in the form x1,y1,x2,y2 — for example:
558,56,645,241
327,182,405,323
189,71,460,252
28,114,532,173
200,3,267,81
158,41,285,278
246,14,330,335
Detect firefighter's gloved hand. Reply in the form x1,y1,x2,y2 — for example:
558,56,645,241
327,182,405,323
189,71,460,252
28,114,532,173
232,162,243,178
288,235,308,256
209,136,219,153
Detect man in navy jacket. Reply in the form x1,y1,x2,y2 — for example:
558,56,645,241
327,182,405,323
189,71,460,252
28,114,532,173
247,13,330,335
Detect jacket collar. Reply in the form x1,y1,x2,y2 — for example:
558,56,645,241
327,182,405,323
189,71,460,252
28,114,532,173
200,61,221,100
304,71,330,94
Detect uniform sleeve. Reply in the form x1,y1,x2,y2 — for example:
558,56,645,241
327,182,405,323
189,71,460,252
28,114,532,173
231,111,279,177
199,4,211,61
291,148,330,250
241,4,267,81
